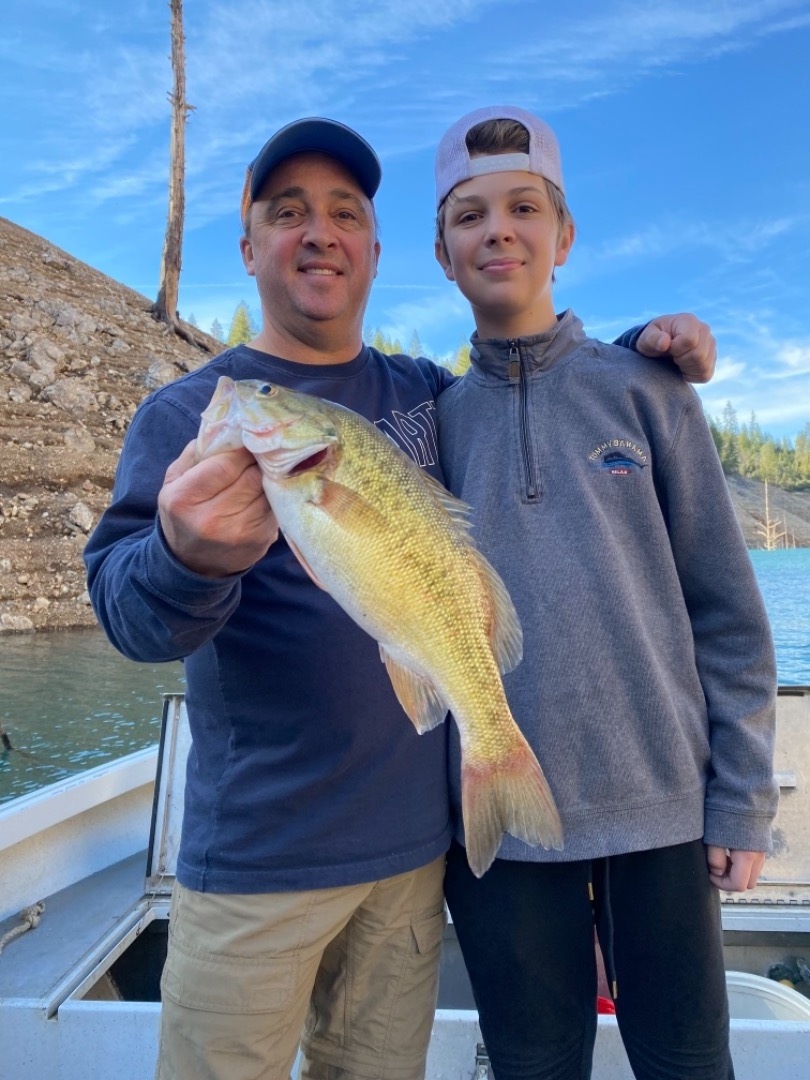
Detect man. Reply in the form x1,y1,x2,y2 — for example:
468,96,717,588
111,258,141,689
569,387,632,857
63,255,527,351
85,118,717,1080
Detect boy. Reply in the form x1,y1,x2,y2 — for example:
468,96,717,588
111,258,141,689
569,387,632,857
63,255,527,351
434,105,778,1080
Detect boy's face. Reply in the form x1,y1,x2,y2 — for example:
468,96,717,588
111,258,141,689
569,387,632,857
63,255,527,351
435,169,573,340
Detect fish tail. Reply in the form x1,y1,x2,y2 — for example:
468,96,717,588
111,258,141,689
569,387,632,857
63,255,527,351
461,730,563,878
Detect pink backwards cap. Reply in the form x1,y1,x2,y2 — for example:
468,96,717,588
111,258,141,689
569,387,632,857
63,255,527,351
434,105,565,210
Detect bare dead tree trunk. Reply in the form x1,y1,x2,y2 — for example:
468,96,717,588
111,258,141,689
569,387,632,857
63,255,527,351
151,0,207,349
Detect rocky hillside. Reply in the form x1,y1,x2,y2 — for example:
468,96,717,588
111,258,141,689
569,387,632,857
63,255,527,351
0,216,808,635
0,217,217,633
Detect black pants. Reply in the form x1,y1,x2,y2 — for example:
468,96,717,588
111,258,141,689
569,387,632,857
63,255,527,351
444,839,734,1080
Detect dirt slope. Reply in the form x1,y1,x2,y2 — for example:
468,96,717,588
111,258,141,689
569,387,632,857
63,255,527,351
0,216,217,632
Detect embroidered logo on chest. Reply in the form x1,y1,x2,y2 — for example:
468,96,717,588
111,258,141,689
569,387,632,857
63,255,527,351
588,439,648,475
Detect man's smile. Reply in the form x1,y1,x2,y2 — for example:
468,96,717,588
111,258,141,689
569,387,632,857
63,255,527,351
300,263,342,276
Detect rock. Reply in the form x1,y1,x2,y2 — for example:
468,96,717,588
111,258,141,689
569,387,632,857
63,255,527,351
41,378,100,416
27,339,66,368
146,358,179,388
0,613,35,633
10,357,58,390
63,425,96,454
68,502,94,533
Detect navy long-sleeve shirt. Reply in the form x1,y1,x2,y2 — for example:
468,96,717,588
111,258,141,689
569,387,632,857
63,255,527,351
85,344,455,891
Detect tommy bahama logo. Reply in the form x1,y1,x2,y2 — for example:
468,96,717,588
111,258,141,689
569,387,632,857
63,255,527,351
589,439,648,475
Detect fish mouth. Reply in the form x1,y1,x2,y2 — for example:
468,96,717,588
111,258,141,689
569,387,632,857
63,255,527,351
242,429,334,478
289,447,330,475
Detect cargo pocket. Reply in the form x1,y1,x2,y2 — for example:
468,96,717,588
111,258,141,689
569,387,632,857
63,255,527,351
411,907,447,957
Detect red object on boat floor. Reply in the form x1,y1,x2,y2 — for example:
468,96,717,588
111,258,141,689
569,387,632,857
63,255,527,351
597,996,616,1014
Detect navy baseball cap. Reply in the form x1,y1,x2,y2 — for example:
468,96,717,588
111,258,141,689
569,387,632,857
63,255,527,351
241,118,382,224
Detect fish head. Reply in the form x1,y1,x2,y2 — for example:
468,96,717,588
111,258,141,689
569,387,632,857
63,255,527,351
232,379,340,482
197,377,341,481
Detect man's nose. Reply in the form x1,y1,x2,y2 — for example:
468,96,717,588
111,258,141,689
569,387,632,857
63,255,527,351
301,210,337,246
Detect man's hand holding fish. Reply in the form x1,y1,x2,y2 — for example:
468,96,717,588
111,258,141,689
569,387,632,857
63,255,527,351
158,438,279,577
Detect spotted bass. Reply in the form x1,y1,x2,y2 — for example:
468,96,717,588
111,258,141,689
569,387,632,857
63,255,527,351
196,376,562,876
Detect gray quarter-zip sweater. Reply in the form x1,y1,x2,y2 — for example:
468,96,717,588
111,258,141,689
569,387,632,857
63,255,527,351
437,310,778,862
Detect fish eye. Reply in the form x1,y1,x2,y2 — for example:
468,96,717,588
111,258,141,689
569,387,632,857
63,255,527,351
259,384,277,396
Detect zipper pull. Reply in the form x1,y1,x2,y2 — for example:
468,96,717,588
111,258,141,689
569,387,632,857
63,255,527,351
508,341,520,381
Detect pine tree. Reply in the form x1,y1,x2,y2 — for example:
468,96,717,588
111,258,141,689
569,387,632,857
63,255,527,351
210,318,225,342
452,341,471,375
227,302,254,345
186,312,199,328
409,331,425,359
368,329,386,352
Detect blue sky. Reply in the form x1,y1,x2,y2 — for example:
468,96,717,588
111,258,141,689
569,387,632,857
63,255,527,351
2,0,809,439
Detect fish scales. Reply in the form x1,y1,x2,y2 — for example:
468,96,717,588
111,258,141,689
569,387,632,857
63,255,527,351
196,376,563,876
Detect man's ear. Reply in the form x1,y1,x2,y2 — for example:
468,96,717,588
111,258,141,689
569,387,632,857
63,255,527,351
373,239,381,278
240,234,256,277
435,239,455,282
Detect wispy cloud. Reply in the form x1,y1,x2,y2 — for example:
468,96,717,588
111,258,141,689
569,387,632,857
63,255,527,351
569,213,803,281
498,1,810,96
6,0,805,222
696,314,810,434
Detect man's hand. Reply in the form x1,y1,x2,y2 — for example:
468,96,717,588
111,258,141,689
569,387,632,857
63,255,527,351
706,845,766,892
635,314,717,384
158,440,279,577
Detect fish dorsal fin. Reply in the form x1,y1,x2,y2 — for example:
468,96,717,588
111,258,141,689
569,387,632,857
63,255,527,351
417,470,522,673
471,548,523,674
419,470,474,531
285,534,328,591
379,647,449,734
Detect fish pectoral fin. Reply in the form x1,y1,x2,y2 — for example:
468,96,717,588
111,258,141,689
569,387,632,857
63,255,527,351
285,534,328,591
318,479,389,531
470,549,523,674
379,647,449,734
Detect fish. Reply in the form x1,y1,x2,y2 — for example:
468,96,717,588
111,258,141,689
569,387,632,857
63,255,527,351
196,375,563,876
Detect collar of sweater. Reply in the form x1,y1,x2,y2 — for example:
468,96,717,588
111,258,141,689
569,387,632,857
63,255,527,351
469,309,587,381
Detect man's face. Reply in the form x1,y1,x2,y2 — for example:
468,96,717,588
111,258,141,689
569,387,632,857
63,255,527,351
435,169,573,340
241,152,380,354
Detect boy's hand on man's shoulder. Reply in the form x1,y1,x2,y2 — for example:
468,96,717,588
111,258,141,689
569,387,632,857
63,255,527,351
635,314,717,384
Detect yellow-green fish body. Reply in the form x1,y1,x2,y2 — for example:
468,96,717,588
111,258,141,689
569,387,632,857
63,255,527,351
197,376,562,875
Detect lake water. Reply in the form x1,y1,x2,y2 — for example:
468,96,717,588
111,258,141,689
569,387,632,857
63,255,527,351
0,631,184,803
1,549,808,805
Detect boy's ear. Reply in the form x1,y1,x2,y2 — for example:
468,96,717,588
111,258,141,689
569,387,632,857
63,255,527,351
434,239,455,282
554,222,575,269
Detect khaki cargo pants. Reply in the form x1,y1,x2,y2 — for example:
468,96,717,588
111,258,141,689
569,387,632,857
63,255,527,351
156,856,447,1080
